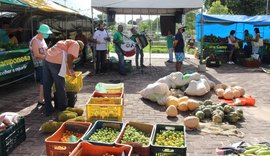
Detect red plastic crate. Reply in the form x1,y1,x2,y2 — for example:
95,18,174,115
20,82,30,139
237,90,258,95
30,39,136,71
45,122,91,156
69,142,132,156
116,122,154,156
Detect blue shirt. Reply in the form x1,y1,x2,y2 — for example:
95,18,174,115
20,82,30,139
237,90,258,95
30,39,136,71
0,29,10,43
174,32,184,53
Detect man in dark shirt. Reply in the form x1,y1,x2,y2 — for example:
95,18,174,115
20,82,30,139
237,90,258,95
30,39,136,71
173,25,185,71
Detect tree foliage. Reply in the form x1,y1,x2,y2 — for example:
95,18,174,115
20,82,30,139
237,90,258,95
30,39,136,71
208,0,229,14
185,11,197,37
204,0,267,15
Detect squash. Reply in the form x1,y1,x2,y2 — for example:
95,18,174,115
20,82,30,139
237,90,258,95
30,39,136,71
233,86,245,97
224,105,235,113
235,109,244,120
183,116,200,129
66,107,84,116
223,88,234,100
187,99,200,111
203,108,213,118
215,88,225,98
212,115,223,123
215,84,228,90
212,110,224,119
40,121,63,133
195,111,205,121
58,111,78,122
166,105,178,117
177,102,189,112
178,96,189,103
226,112,240,123
232,88,241,98
165,96,179,107
203,100,213,106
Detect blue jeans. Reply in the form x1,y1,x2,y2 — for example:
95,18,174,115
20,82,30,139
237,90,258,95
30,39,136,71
115,47,125,74
43,60,67,115
35,66,43,85
168,48,173,61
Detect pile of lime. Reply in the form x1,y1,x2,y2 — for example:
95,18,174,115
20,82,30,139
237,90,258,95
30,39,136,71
88,127,120,143
155,130,185,147
121,125,150,147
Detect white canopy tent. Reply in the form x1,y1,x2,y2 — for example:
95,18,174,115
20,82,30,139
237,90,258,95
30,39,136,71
92,0,203,15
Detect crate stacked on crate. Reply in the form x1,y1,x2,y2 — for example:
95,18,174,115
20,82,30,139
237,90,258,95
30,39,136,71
0,117,26,156
45,121,91,156
86,83,124,122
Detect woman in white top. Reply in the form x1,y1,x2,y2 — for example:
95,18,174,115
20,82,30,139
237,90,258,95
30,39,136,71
227,30,237,64
252,28,261,55
30,24,52,105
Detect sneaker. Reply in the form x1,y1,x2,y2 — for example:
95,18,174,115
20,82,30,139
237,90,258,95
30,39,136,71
166,60,173,63
231,61,235,64
227,61,232,64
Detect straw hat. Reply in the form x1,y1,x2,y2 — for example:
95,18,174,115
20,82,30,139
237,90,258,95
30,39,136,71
37,24,52,34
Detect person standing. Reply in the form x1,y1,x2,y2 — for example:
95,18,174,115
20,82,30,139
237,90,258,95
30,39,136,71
130,27,145,69
227,30,237,64
43,39,84,116
243,30,253,57
173,26,185,71
0,22,22,43
93,23,110,74
75,29,88,63
166,29,174,63
252,28,262,55
113,25,125,75
30,24,52,105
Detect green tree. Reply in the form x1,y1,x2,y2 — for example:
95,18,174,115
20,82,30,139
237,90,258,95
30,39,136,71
185,11,197,37
205,0,267,15
208,0,229,14
138,20,150,33
127,20,137,25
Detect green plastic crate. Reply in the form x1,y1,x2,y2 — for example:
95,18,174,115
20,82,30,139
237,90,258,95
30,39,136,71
151,124,186,156
0,117,26,156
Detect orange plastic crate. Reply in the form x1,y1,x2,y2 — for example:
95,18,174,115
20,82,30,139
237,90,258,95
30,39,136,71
45,122,91,156
86,96,123,122
116,122,154,156
69,142,132,156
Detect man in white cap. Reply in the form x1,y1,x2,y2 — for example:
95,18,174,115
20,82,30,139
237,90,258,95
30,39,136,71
29,24,52,106
173,25,186,71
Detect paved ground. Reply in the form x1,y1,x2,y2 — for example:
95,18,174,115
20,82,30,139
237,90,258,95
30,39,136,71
1,53,270,156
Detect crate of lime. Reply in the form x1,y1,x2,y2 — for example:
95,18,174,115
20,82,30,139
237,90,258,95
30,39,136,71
151,124,186,156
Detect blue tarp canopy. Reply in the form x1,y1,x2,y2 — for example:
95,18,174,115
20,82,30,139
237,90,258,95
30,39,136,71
196,14,270,40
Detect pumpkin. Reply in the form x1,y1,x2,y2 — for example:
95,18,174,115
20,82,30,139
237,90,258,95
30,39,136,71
203,108,213,118
223,88,234,100
178,96,189,103
212,109,224,119
233,86,245,97
224,105,235,113
183,116,200,129
166,96,179,107
232,88,241,98
203,100,213,106
226,112,240,123
215,84,228,90
166,105,178,117
177,102,189,112
187,99,200,111
235,109,244,120
215,88,225,98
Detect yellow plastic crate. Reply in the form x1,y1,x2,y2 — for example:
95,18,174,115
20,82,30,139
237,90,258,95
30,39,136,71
86,97,123,123
52,72,83,92
95,83,124,94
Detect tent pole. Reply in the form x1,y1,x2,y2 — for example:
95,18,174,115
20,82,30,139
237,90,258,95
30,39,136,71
31,8,33,38
91,7,96,72
148,14,152,66
200,7,204,63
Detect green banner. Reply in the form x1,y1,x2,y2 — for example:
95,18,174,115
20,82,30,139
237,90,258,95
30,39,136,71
0,49,34,84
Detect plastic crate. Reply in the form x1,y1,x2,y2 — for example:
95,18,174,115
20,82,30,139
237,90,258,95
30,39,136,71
125,60,132,73
92,91,123,98
53,71,83,92
82,120,124,146
0,117,26,156
116,122,154,156
45,122,91,156
151,124,186,156
95,83,124,94
86,96,123,122
69,142,132,156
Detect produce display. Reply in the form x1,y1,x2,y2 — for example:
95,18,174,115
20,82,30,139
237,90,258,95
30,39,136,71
215,84,245,100
193,100,244,124
242,144,270,155
88,127,120,143
154,130,185,147
59,130,83,142
120,125,150,146
202,35,227,44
